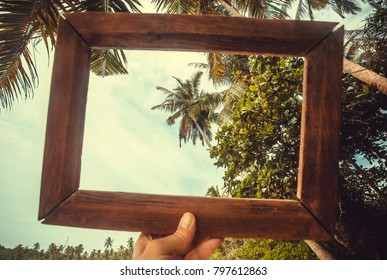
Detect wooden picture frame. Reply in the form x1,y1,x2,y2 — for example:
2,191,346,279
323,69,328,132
39,13,343,240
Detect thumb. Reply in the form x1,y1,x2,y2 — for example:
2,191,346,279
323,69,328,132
154,212,196,258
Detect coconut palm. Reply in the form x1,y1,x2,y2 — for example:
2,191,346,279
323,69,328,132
74,244,84,259
117,245,126,259
104,236,114,250
0,0,142,110
152,71,220,148
12,244,25,260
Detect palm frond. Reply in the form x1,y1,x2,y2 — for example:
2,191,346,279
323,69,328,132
151,101,172,112
90,49,128,77
206,185,222,197
215,83,246,124
74,1,142,76
197,0,226,15
330,0,361,18
0,0,73,110
151,0,196,14
294,0,308,19
179,115,193,146
230,0,268,18
275,0,293,19
155,86,174,95
207,52,226,85
188,61,209,69
167,108,184,125
74,0,142,13
191,71,203,96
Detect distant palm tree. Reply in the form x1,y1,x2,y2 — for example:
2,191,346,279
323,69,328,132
12,244,24,260
32,242,40,250
152,71,219,148
32,242,41,259
104,237,114,251
74,244,84,259
47,243,59,259
117,245,126,259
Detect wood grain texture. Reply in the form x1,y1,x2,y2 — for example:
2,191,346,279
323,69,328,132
297,26,344,235
43,190,331,240
38,18,90,220
65,12,338,57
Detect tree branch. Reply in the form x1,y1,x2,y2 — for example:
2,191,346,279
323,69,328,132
344,157,387,204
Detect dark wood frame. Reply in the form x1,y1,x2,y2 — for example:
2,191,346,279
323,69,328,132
39,13,343,240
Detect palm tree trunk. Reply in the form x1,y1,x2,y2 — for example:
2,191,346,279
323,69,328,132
343,58,387,94
344,157,387,204
217,0,242,17
305,240,335,260
193,119,213,148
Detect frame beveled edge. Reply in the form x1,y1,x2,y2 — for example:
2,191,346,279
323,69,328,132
39,13,342,240
38,18,90,220
297,26,344,235
65,12,339,57
42,191,330,240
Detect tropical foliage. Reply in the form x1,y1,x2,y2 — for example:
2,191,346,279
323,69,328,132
210,56,303,199
210,238,315,260
0,237,135,260
0,0,142,110
209,54,386,259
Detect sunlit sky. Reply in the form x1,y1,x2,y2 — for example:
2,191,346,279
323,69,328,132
0,1,373,252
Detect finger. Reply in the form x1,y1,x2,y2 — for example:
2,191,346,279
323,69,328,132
147,212,196,258
185,238,223,260
132,233,151,259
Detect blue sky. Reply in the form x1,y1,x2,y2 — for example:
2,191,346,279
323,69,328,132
0,2,373,252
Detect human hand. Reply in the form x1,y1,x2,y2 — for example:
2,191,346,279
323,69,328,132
133,212,223,260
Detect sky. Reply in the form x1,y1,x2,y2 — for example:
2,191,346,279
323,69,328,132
0,1,373,252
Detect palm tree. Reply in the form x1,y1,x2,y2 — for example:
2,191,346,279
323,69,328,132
74,244,84,259
117,245,126,259
126,237,134,258
0,0,142,110
47,242,59,259
151,71,219,148
104,236,114,251
64,245,75,259
32,242,40,251
32,242,41,259
12,244,25,260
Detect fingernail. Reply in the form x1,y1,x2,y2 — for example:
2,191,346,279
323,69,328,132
179,213,193,229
